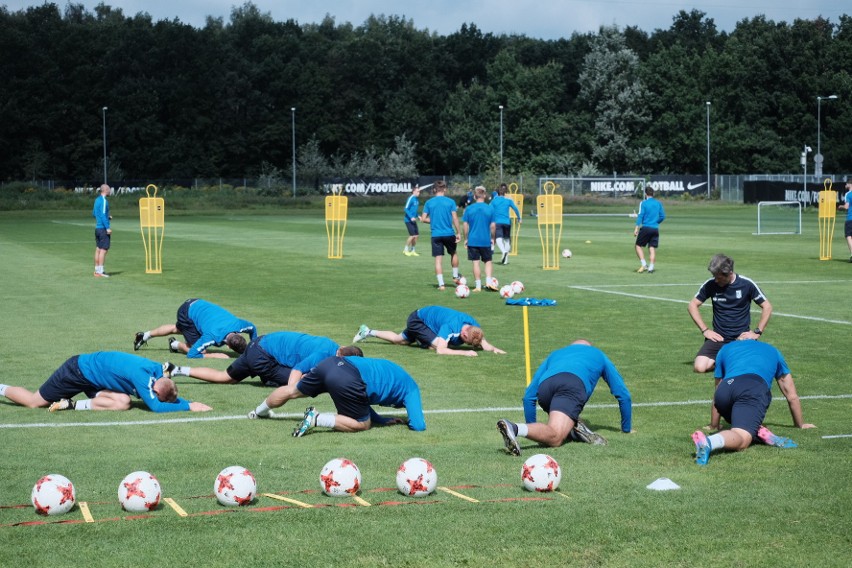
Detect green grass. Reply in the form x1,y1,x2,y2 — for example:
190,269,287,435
0,202,850,567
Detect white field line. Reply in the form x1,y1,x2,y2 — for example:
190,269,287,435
1,394,849,430
821,434,852,439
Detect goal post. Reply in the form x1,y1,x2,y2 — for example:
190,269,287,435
755,201,802,235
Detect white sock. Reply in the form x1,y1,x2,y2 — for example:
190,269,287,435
0,384,7,397
169,339,180,351
475,279,481,289
316,413,336,428
254,401,271,417
452,268,459,278
75,399,92,410
95,265,103,274
175,366,191,377
143,331,152,341
367,329,377,337
708,433,725,450
516,423,529,438
640,260,647,267
437,275,445,287
648,263,655,270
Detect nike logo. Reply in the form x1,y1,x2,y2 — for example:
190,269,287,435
687,182,708,190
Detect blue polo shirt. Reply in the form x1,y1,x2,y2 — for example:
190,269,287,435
423,195,458,237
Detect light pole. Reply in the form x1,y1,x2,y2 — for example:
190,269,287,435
816,94,838,177
705,101,711,198
801,145,812,196
291,107,296,198
499,105,504,182
101,106,108,184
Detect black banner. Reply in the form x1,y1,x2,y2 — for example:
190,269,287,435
743,181,842,205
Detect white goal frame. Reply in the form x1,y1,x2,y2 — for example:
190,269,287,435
755,201,802,235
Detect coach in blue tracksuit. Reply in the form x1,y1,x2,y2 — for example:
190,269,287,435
633,185,666,273
92,183,112,278
249,355,426,436
497,340,633,456
134,298,257,359
691,340,815,466
0,351,212,413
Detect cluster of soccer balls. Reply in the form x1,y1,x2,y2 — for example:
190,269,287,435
30,454,562,515
455,278,526,299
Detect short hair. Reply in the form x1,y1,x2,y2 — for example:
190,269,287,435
225,333,248,354
154,377,178,403
498,183,508,196
474,185,487,199
645,185,654,197
465,326,483,348
337,345,364,357
434,180,447,193
708,254,734,276
571,339,592,347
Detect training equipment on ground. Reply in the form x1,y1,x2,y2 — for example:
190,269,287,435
537,181,563,270
755,200,802,236
455,284,470,298
510,280,525,294
487,277,500,291
325,187,348,259
818,181,837,260
561,249,572,258
499,284,515,299
118,471,162,512
320,458,362,497
31,474,76,516
396,457,438,497
521,454,561,492
139,184,165,274
214,466,257,506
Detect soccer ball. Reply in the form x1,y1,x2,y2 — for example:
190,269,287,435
511,281,525,294
456,276,467,286
396,457,438,497
31,474,76,516
489,277,499,290
214,466,256,506
118,471,162,512
320,458,362,497
499,284,515,299
562,249,572,259
521,454,561,492
455,284,470,298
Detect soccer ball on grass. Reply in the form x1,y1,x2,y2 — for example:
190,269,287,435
214,465,256,506
396,457,437,497
118,470,162,512
31,473,76,516
521,454,561,492
510,281,525,294
561,249,572,259
455,284,470,298
499,284,515,299
320,458,362,497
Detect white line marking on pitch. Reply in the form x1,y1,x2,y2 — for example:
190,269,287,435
821,434,852,439
1,395,849,429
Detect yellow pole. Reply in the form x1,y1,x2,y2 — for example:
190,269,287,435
818,179,837,261
523,305,532,386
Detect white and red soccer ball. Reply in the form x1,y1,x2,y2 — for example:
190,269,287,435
455,284,470,298
521,454,561,492
499,284,515,299
510,281,525,294
561,249,572,259
214,465,257,506
31,473,76,516
118,471,162,512
320,458,362,497
396,457,438,497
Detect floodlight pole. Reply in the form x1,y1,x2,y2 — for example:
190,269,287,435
816,94,837,178
291,107,296,198
499,105,504,182
102,106,108,184
705,101,711,198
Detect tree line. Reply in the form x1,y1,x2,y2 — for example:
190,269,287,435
1,2,850,187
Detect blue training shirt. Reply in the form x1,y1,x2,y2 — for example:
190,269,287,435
462,202,496,247
714,340,790,389
490,195,520,225
346,356,426,431
422,195,458,237
260,332,339,373
845,189,852,221
523,343,632,432
404,194,420,222
636,197,665,229
77,352,191,412
187,300,257,358
93,194,110,230
416,305,480,346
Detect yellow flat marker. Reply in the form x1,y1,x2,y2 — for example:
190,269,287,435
262,493,314,508
78,501,95,523
556,491,571,500
437,486,479,503
164,497,188,517
352,495,371,507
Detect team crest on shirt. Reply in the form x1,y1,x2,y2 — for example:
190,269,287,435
736,290,742,299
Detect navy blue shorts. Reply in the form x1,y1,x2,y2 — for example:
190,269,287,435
467,245,493,262
713,373,771,436
845,219,852,238
176,299,201,347
401,310,436,348
297,357,370,422
537,372,588,422
496,224,511,239
431,235,457,257
405,221,419,236
38,356,100,402
226,337,291,387
95,228,111,250
635,227,659,248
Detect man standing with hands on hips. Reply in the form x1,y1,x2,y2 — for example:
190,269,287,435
93,183,112,278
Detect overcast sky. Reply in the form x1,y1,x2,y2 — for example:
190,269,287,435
2,1,846,39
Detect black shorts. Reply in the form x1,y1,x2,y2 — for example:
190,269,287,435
431,235,457,257
496,224,511,239
95,228,111,250
845,219,852,238
226,337,292,387
175,299,201,347
297,357,370,422
635,227,659,248
401,310,436,348
537,372,588,422
405,221,419,236
38,356,100,402
696,338,734,361
467,246,493,262
713,373,771,436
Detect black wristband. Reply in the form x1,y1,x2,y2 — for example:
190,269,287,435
753,328,762,335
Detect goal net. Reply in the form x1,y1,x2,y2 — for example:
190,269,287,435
755,201,802,235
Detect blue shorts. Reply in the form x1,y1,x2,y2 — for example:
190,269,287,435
297,357,370,422
845,219,852,238
405,221,419,237
400,310,437,348
226,337,291,387
635,227,659,248
176,299,201,347
467,246,493,262
537,372,588,422
431,235,457,257
38,356,100,402
496,224,511,239
713,373,771,436
95,228,111,250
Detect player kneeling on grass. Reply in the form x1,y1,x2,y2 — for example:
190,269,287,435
497,340,633,456
0,352,211,413
248,355,425,436
691,339,815,466
353,305,505,357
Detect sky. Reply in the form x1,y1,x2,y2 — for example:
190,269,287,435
2,0,847,39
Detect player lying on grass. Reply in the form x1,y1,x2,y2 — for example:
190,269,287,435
134,298,257,359
248,355,426,435
497,339,633,456
353,305,505,357
0,352,211,412
168,331,362,387
691,339,815,466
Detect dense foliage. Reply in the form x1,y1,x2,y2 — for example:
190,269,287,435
1,2,850,184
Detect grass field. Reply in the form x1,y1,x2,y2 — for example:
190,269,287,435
0,201,850,567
